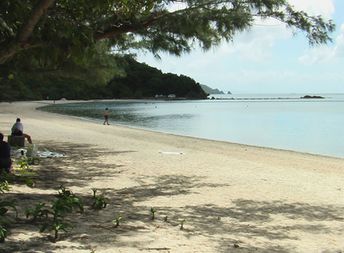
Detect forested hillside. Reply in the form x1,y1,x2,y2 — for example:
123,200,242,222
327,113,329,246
108,57,207,99
0,55,207,101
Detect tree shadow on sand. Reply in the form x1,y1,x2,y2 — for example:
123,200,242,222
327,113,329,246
1,142,344,252
31,141,135,189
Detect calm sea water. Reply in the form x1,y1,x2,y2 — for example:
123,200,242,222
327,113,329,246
41,94,344,158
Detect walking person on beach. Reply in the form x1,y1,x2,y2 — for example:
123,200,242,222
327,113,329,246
103,108,110,125
11,118,33,144
0,133,12,173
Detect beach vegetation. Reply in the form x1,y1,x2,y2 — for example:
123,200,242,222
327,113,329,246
0,181,10,194
54,185,84,215
38,186,83,241
0,200,18,221
150,207,156,220
0,160,33,242
180,219,185,230
25,202,50,221
91,189,108,210
40,218,72,242
14,158,37,187
112,214,123,227
0,225,7,243
0,182,17,243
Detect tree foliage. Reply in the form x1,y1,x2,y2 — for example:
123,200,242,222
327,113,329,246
0,0,335,64
0,40,124,100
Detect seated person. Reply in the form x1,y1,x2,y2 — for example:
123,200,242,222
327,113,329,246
0,133,12,173
11,118,33,144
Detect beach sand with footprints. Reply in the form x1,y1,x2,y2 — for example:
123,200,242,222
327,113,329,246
0,101,344,252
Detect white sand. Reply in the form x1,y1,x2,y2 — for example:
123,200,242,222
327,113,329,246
0,101,343,253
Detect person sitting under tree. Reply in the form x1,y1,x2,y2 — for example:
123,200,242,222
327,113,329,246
0,132,12,173
11,118,33,144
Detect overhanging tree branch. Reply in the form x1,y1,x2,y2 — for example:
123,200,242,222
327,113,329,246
17,0,56,42
94,1,231,40
0,0,55,64
0,0,335,65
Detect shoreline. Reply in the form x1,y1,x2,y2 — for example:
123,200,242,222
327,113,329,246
37,99,344,160
1,101,344,252
3,100,343,166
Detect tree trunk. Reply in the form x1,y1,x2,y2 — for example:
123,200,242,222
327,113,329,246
17,0,56,43
0,0,56,64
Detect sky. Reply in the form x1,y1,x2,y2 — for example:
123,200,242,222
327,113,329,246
136,0,344,94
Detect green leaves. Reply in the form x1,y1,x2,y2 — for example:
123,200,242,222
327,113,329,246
0,199,18,242
54,185,84,215
26,202,50,221
0,0,335,64
0,225,7,243
112,214,122,227
0,181,10,194
91,189,108,210
36,185,84,242
0,200,17,218
40,218,72,242
150,207,156,220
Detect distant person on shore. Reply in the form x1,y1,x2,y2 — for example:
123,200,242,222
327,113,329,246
0,133,12,173
11,118,33,144
103,108,110,125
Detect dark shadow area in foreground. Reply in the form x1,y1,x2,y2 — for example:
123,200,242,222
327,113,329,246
1,142,343,253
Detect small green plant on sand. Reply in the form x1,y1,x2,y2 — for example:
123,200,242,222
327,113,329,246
54,185,84,215
180,219,185,230
91,189,107,210
40,218,71,242
112,214,122,227
16,159,30,171
0,181,10,193
26,202,50,221
0,200,17,217
14,158,36,187
150,207,156,220
40,186,83,242
0,184,17,243
0,225,7,243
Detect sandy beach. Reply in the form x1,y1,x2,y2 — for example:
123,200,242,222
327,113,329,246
0,101,344,253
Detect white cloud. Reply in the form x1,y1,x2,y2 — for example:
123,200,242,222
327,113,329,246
298,46,334,64
299,23,344,64
214,0,336,62
288,0,335,17
226,20,291,62
334,24,344,57
237,0,336,64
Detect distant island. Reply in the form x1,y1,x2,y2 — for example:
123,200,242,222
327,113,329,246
300,95,324,99
200,84,228,95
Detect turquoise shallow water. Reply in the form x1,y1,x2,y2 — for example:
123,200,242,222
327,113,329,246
40,94,344,158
